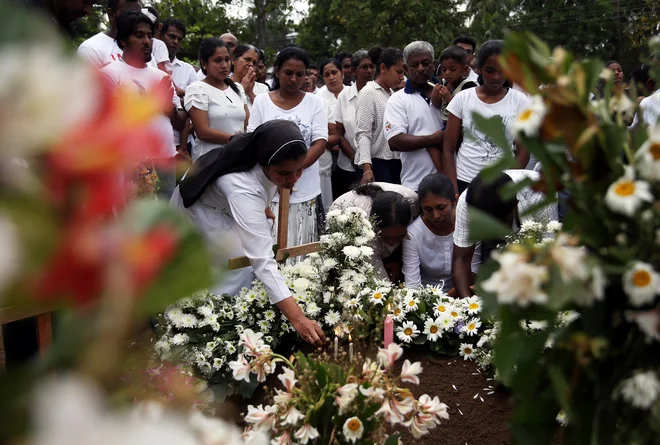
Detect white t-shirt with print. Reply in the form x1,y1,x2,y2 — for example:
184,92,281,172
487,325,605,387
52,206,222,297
247,93,328,204
101,60,179,158
77,32,123,67
383,88,444,190
447,88,531,183
184,81,246,161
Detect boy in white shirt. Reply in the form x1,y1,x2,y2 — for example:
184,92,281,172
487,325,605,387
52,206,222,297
76,0,141,67
101,11,186,199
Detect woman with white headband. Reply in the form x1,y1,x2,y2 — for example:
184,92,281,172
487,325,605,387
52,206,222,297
170,120,326,347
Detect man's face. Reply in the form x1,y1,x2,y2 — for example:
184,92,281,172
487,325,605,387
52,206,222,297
162,26,184,60
111,0,141,23
341,57,354,85
406,52,434,86
221,36,238,55
123,22,153,63
309,68,319,86
455,43,475,66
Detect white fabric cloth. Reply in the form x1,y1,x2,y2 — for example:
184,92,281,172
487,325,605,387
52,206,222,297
236,81,270,111
383,88,443,190
334,83,359,171
196,69,206,81
317,85,345,212
355,81,400,167
77,32,123,67
248,93,328,204
447,88,531,183
467,68,479,84
633,91,660,127
151,38,169,66
170,165,291,302
403,216,480,291
331,182,419,280
170,57,199,146
184,81,246,161
101,60,178,157
453,169,559,248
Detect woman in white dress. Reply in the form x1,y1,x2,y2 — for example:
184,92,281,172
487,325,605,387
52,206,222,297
171,120,326,347
402,173,480,294
248,47,328,250
232,44,270,111
331,183,419,283
185,38,248,161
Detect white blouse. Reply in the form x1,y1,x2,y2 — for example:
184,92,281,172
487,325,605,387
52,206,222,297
170,165,290,304
403,216,481,291
184,81,246,161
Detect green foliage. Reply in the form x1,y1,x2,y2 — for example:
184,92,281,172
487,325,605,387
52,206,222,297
70,4,107,47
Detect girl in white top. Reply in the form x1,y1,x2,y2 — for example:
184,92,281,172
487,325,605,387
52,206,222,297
248,47,328,250
403,173,480,294
185,38,248,161
331,183,419,283
232,44,270,111
171,120,326,347
316,58,347,213
443,39,531,194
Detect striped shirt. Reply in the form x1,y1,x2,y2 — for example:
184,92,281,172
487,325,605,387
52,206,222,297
354,81,400,166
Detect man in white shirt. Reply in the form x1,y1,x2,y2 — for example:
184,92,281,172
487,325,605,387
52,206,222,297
101,11,186,199
160,18,198,155
453,35,479,84
383,41,444,191
452,169,559,298
76,0,141,67
143,6,171,73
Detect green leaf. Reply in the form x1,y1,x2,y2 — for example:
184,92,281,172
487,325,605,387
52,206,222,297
547,364,573,420
384,434,400,445
238,377,261,399
467,207,512,242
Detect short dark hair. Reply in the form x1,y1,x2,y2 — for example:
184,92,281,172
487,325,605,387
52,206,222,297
453,34,477,53
354,184,412,229
161,18,186,37
368,47,403,76
116,11,155,50
258,49,265,63
335,52,353,63
108,0,139,14
439,45,468,65
466,172,517,224
308,64,318,71
418,173,455,203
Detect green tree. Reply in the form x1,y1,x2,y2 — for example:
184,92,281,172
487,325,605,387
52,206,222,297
70,4,107,47
467,0,513,43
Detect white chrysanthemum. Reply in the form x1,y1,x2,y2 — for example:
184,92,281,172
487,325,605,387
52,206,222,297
354,236,369,246
618,371,660,409
359,246,374,257
459,343,476,360
423,318,443,342
257,320,271,332
527,320,549,330
322,258,338,271
263,309,276,322
403,295,420,312
212,357,225,370
324,310,341,326
396,321,420,343
550,244,589,282
326,209,342,220
463,318,482,336
224,341,236,354
623,262,660,307
546,220,563,232
520,220,543,233
635,129,660,180
305,302,321,317
342,246,361,259
465,296,482,315
481,251,549,307
293,278,309,293
154,340,170,354
605,166,653,217
178,314,198,328
556,411,569,426
169,333,189,346
439,313,454,331
342,417,364,443
165,307,184,324
512,95,547,137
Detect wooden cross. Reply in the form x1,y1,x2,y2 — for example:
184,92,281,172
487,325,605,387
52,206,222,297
227,188,321,270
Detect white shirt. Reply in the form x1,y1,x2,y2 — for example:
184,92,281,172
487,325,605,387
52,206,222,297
634,91,660,127
151,38,170,68
334,83,359,171
355,81,400,167
467,68,479,84
403,216,480,291
317,85,344,177
331,182,419,280
170,164,290,304
101,60,179,157
453,169,559,248
170,57,199,146
236,81,270,112
77,32,122,67
184,81,246,161
248,93,328,204
383,86,443,190
447,88,531,183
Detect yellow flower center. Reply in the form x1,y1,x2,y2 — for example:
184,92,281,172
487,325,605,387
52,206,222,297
373,292,382,300
632,270,651,287
469,303,479,310
347,419,361,432
408,300,416,307
650,142,660,161
437,305,446,312
394,308,401,316
404,328,413,336
519,108,534,121
464,347,472,354
614,180,635,196
468,323,476,331
430,325,439,334
451,311,459,318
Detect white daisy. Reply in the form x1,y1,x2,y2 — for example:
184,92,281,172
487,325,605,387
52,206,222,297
396,321,420,343
439,313,455,331
459,343,476,360
512,94,547,137
324,310,341,326
224,341,236,354
465,296,482,315
623,262,660,307
403,295,420,313
447,305,462,320
305,302,321,316
212,357,225,370
342,417,364,443
169,333,189,346
423,317,443,342
392,305,406,322
604,166,653,217
264,309,276,322
433,300,448,317
463,318,482,336
636,132,660,181
618,371,660,409
368,289,387,305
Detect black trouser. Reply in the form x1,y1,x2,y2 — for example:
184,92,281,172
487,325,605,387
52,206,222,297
371,159,402,184
332,167,360,198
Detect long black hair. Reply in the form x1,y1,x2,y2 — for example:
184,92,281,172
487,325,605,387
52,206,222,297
418,173,455,203
476,39,512,88
272,46,310,90
369,47,403,77
354,184,412,229
199,38,241,96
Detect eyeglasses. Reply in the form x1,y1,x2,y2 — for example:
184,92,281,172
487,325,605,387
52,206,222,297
358,64,375,71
